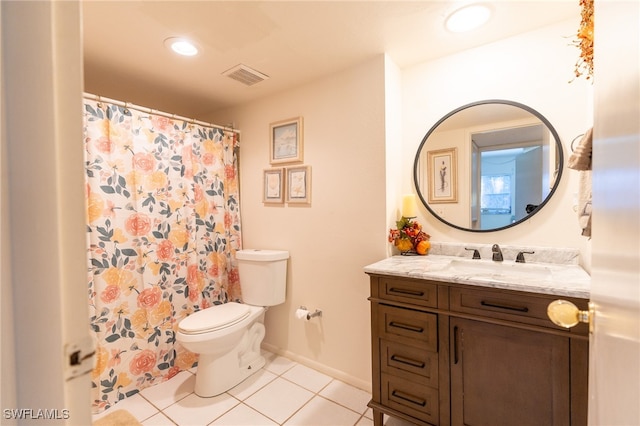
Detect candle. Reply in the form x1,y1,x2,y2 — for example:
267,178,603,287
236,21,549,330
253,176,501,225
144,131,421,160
402,194,417,218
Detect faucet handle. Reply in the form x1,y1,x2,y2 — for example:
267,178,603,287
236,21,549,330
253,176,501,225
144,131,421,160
515,251,535,263
491,244,503,262
465,247,481,259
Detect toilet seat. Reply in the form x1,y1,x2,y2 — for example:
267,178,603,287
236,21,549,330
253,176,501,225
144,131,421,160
178,302,251,335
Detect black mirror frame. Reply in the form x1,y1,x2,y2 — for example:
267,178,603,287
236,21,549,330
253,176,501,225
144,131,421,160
413,99,564,233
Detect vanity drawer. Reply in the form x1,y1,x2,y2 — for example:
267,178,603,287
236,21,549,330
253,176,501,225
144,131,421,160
377,305,437,350
378,277,438,308
381,339,438,387
382,373,439,425
450,287,588,333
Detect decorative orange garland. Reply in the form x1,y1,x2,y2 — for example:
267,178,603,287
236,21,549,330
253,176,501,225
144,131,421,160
574,0,594,80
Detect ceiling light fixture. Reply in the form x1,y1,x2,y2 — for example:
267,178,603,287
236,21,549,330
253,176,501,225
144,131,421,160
445,4,492,33
164,37,199,56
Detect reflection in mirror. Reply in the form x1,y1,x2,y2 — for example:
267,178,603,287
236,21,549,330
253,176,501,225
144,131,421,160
414,100,563,232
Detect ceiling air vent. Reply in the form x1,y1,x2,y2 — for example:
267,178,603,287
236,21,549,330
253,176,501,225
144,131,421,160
222,64,269,86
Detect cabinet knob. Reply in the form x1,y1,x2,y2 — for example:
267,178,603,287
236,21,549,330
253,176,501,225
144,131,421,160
547,300,594,333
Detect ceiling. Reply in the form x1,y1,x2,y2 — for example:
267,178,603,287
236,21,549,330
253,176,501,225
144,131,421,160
82,1,580,120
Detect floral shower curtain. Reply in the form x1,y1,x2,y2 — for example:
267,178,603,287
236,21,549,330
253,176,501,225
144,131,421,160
83,98,242,413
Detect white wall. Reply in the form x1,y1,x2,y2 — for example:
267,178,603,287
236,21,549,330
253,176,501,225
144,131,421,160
402,19,593,270
211,56,388,389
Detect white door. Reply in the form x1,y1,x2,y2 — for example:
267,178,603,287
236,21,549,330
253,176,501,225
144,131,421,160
589,1,640,424
1,1,93,425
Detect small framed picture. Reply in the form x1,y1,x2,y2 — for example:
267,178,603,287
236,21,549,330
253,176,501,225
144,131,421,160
286,165,311,205
270,117,303,165
427,148,458,203
263,168,285,204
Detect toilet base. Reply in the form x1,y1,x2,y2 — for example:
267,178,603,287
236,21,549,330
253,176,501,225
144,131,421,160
193,322,266,397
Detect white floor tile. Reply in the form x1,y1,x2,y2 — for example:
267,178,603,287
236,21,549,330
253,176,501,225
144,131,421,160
263,355,297,376
261,349,276,362
384,414,416,426
141,371,195,410
244,377,314,424
141,411,177,425
284,396,361,425
92,352,379,426
364,408,373,419
282,364,333,393
92,394,160,423
210,403,278,425
163,393,239,426
319,380,372,415
227,369,278,401
356,416,374,426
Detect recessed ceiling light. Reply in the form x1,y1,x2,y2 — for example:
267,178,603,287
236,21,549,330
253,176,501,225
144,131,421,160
445,4,492,33
164,37,198,56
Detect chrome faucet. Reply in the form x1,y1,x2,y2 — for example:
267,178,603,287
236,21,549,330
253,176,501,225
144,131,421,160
491,244,503,262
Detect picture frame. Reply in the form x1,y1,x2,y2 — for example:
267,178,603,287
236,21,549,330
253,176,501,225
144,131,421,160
269,117,303,165
427,148,458,203
263,168,285,204
286,165,311,205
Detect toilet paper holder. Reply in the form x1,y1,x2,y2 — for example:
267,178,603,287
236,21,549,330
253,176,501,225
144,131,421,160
298,306,322,320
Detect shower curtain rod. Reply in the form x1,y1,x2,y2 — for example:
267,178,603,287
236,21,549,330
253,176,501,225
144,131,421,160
83,93,239,134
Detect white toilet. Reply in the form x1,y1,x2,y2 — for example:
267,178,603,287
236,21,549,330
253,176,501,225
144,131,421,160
176,249,289,397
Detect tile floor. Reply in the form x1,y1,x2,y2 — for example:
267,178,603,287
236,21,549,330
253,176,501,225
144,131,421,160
91,350,412,426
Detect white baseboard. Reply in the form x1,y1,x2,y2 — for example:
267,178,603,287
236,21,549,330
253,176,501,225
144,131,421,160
261,342,372,393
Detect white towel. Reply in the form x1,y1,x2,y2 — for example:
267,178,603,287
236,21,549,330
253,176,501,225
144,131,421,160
568,128,592,171
577,170,592,237
568,128,593,237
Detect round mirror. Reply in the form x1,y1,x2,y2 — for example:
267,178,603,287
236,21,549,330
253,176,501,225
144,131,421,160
413,100,563,232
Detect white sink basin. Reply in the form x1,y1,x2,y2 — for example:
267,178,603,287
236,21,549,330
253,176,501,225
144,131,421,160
444,259,553,282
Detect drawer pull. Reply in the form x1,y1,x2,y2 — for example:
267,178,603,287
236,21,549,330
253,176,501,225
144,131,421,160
481,300,529,313
389,321,424,333
390,354,426,369
388,287,425,297
453,325,459,365
391,390,426,407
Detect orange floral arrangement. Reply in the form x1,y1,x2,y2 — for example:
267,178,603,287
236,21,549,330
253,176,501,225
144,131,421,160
388,217,431,255
573,0,594,80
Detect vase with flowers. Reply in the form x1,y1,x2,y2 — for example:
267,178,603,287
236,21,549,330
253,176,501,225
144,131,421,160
388,217,431,255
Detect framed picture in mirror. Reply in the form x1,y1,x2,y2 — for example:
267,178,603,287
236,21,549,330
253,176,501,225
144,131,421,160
427,148,457,203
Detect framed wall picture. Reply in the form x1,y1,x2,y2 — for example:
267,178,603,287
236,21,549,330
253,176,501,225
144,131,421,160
427,148,458,203
263,168,285,204
270,117,303,165
286,165,311,205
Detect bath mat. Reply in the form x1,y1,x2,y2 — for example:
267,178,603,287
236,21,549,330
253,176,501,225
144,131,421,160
93,409,142,426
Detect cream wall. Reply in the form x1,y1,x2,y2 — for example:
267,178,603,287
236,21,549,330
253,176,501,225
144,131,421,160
209,19,593,391
210,56,388,389
402,19,593,270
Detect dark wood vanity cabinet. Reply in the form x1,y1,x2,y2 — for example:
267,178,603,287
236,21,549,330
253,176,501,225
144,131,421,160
368,274,589,426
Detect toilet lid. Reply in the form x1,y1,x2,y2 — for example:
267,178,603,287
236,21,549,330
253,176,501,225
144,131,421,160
179,302,251,334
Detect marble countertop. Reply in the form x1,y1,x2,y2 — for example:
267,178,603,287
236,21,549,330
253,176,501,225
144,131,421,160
364,254,591,299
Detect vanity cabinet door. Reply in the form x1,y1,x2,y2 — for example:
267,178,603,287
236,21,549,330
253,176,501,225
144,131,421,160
450,317,571,426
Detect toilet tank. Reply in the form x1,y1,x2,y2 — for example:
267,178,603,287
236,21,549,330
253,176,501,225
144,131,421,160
236,249,289,306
